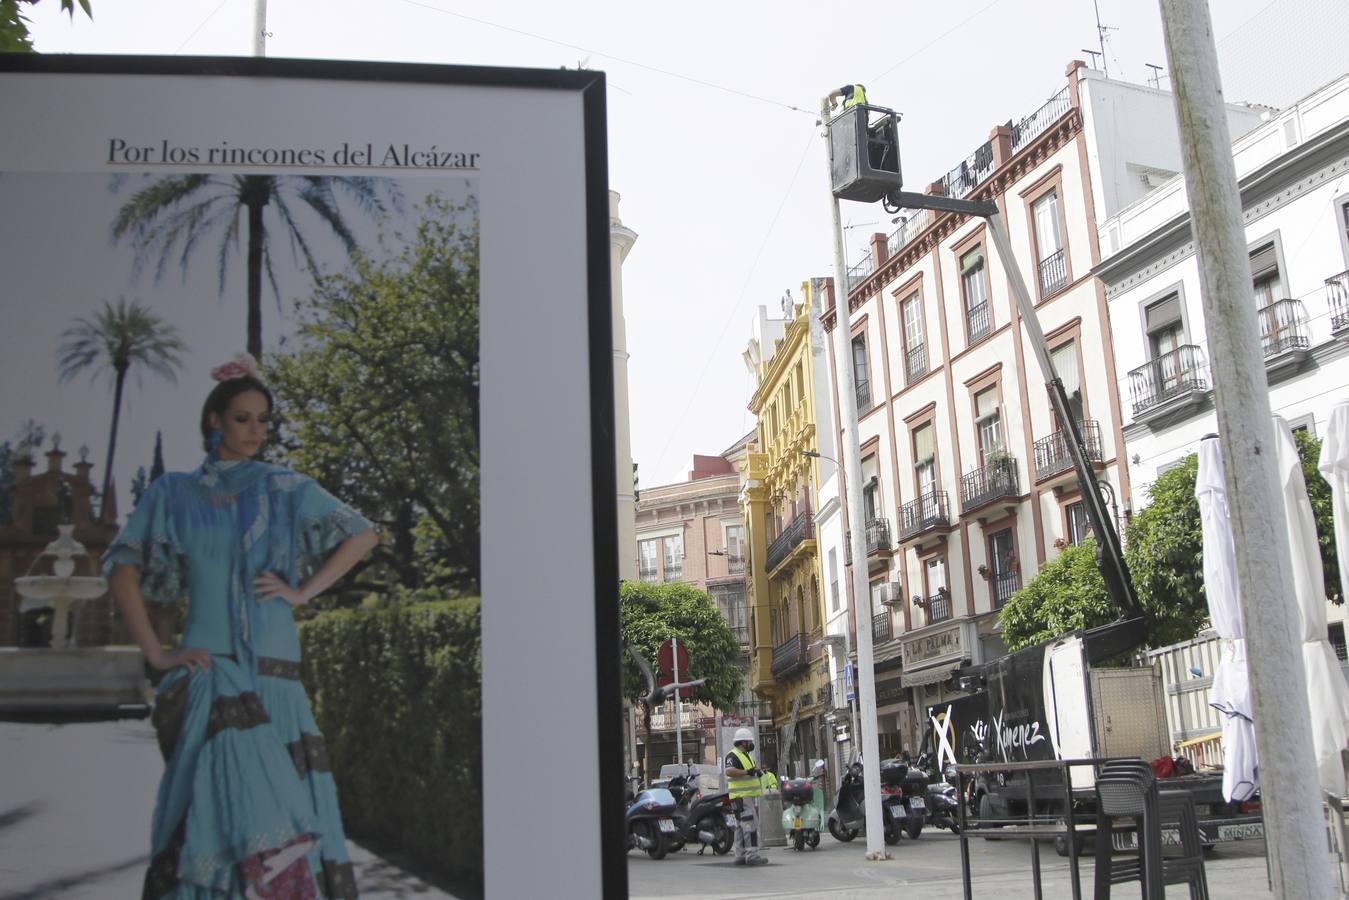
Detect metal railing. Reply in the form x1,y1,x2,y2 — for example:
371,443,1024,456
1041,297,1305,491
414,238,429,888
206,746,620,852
1329,269,1349,332
648,705,700,731
771,633,809,679
926,592,953,625
899,490,950,540
940,139,996,201
663,562,683,582
1033,420,1102,481
856,379,872,414
905,343,926,384
1128,344,1209,415
1011,86,1072,154
886,208,932,259
960,456,1019,512
727,555,745,575
1037,248,1067,297
1257,298,1310,357
866,518,893,554
872,612,892,643
993,571,1019,608
766,511,814,573
846,256,874,293
966,300,991,344
639,566,659,584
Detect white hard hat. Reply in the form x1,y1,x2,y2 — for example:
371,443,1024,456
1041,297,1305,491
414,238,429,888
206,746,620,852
813,759,826,775
733,727,755,744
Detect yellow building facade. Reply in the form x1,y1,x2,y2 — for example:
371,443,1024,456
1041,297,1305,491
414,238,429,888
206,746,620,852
742,285,831,772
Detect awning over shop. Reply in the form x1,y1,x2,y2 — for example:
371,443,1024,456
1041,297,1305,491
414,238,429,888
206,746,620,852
902,661,962,688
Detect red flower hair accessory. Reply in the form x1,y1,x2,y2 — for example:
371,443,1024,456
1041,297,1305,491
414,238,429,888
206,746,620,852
210,353,261,383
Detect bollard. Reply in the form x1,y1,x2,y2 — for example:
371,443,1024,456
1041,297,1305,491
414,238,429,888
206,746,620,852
758,791,786,847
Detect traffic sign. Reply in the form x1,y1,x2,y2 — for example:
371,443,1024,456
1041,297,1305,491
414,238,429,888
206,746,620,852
656,638,690,693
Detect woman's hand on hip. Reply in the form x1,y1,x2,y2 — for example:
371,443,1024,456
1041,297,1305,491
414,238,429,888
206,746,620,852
149,646,213,674
254,572,305,607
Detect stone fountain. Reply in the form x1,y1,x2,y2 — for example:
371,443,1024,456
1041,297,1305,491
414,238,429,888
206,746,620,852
15,524,108,649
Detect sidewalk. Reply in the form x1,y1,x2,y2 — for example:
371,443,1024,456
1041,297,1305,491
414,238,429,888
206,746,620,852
0,718,458,899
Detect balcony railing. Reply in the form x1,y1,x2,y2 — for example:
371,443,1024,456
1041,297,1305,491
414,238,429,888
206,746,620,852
856,379,872,414
899,490,950,540
925,591,953,625
1329,270,1349,332
727,555,745,575
847,256,874,293
960,456,1019,512
886,208,932,259
866,518,892,554
771,633,810,680
639,567,659,584
872,612,892,643
648,704,700,731
1033,420,1102,481
766,511,814,573
966,300,991,344
1037,248,1067,297
1257,298,1310,358
663,562,683,582
1011,86,1072,154
1128,344,1209,416
939,139,995,201
993,570,1020,608
905,343,927,384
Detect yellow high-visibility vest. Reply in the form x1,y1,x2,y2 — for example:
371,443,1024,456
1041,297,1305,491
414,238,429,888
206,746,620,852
727,749,763,799
843,85,867,109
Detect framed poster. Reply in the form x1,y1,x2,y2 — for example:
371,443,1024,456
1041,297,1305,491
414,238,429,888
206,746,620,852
0,55,622,898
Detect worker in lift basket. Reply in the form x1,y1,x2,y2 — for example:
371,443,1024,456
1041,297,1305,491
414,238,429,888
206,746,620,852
828,84,868,109
725,728,768,866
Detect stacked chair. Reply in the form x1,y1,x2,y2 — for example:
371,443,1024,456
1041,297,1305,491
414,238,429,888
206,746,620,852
1093,759,1209,900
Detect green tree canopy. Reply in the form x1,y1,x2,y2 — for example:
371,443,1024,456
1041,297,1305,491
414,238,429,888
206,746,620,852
267,193,479,596
620,580,744,713
999,431,1340,652
1,0,89,53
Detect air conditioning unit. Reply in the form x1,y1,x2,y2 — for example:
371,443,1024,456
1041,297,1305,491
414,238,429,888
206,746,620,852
877,581,905,606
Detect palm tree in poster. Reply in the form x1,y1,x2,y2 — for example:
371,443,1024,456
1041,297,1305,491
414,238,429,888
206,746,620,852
57,299,185,522
111,174,395,359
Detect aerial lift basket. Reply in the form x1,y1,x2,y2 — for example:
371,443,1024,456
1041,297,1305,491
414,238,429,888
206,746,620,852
829,104,903,203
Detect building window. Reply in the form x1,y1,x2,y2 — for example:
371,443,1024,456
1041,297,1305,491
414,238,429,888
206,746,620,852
1032,190,1066,298
913,422,936,496
924,556,950,623
1050,340,1084,425
902,294,926,383
989,528,1018,607
662,534,684,582
829,548,840,612
1145,293,1185,359
639,539,659,583
1066,501,1091,546
961,247,991,343
974,386,1003,466
852,334,871,412
1250,242,1283,309
725,524,745,574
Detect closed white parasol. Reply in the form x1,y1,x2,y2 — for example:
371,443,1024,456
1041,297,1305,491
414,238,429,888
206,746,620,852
1196,435,1257,802
1274,415,1349,795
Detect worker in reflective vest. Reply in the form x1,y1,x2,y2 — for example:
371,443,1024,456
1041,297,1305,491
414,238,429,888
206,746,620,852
828,83,868,110
725,728,767,866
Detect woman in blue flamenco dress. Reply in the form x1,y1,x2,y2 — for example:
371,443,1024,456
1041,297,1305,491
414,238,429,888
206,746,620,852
104,357,378,899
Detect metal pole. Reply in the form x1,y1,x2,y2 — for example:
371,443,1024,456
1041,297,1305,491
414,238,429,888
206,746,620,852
1158,1,1332,895
673,636,683,766
821,98,889,860
252,0,267,57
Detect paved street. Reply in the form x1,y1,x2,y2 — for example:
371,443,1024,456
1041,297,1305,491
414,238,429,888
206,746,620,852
0,719,460,899
628,829,1289,899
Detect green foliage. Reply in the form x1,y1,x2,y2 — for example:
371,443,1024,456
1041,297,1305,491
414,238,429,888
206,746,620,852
619,580,744,712
298,597,482,894
1,0,90,53
0,420,45,525
1000,433,1342,652
268,194,479,595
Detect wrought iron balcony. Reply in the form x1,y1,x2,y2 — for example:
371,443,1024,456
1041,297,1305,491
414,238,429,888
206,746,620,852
1033,420,1102,482
899,490,950,541
924,591,953,625
856,379,872,414
1128,344,1209,417
639,566,659,584
966,300,991,344
872,612,892,643
960,456,1019,513
847,256,874,293
1257,298,1310,359
866,518,892,554
1329,269,1349,333
727,555,745,575
771,633,810,680
993,570,1019,608
766,511,813,573
905,344,927,385
1037,248,1067,298
663,562,683,582
1011,86,1072,154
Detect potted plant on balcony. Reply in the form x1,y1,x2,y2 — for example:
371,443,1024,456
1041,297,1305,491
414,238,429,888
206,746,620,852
976,563,991,581
911,594,927,611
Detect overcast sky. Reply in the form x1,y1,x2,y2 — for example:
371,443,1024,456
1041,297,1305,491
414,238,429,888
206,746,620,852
25,0,1349,488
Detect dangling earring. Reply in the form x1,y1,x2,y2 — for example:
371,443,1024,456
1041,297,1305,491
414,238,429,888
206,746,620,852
207,428,223,452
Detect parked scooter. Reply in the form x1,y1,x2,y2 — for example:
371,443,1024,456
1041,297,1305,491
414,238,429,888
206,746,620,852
826,760,904,845
915,755,962,835
882,757,929,841
663,770,734,855
781,759,827,851
625,787,678,860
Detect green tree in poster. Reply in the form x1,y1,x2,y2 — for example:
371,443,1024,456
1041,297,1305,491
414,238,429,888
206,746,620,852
267,194,479,596
0,0,90,53
111,174,398,359
56,298,184,522
0,420,46,525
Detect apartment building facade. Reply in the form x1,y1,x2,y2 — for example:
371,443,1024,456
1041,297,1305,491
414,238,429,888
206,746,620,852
822,61,1264,753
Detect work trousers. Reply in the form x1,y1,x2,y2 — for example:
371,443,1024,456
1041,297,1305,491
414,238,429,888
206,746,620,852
731,796,761,862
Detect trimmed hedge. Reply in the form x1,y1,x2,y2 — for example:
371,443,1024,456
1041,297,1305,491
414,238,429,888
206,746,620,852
298,598,482,893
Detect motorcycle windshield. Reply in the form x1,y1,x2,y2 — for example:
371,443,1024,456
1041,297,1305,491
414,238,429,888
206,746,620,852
628,788,677,816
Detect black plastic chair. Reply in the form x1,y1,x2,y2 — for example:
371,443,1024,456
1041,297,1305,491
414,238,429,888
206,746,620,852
1093,763,1208,900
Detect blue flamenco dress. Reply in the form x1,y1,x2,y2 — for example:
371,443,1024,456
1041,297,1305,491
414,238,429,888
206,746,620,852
102,455,373,899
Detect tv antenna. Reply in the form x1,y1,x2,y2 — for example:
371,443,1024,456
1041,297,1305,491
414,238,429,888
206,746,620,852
1145,63,1164,89
1090,0,1117,78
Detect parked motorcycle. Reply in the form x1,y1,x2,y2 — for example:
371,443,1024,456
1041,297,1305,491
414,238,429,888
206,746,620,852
625,787,678,860
882,757,928,841
826,760,905,845
662,771,734,855
780,763,827,851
